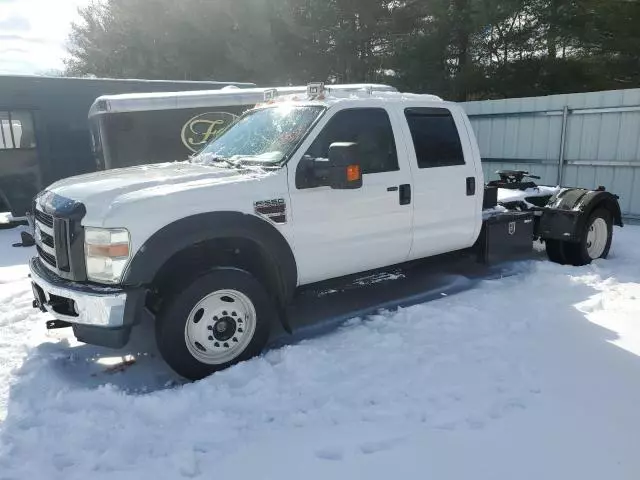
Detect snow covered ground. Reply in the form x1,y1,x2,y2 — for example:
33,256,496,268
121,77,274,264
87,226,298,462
1,224,640,479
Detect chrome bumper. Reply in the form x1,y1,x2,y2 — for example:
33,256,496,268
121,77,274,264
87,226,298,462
29,257,127,328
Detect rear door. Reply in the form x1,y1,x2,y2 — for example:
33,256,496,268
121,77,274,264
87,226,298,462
287,105,413,285
397,105,482,259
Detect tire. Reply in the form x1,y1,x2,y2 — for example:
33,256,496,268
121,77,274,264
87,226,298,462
545,239,567,264
564,208,613,266
156,267,274,380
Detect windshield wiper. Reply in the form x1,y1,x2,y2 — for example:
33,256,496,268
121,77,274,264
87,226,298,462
214,157,240,169
191,153,240,169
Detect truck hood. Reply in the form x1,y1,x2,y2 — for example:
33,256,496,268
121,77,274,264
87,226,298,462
43,162,273,225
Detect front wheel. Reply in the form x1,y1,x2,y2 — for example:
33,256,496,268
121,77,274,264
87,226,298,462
156,268,274,380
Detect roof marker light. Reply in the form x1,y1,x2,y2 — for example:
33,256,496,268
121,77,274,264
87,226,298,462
264,88,278,102
307,82,325,99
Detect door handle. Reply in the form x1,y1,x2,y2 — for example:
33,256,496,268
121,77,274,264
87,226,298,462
466,177,476,196
387,186,398,192
399,184,411,205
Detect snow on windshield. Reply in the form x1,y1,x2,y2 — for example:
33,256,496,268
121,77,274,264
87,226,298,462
193,105,324,165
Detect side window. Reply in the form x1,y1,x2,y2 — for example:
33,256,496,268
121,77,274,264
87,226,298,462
404,108,465,168
305,108,398,174
0,112,13,149
0,110,37,150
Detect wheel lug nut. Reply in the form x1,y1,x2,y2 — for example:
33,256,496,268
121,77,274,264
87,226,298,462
232,311,237,317
214,342,220,347
208,336,213,341
223,342,229,348
213,316,218,321
222,311,228,316
238,327,243,333
207,325,213,330
232,337,238,342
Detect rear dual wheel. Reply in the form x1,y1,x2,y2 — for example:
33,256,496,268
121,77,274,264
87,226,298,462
545,209,613,266
156,268,274,380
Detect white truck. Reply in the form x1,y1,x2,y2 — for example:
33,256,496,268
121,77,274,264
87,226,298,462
29,84,623,380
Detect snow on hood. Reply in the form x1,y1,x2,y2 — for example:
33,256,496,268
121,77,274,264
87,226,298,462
42,162,272,225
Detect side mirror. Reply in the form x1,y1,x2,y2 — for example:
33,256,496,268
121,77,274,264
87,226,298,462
295,142,362,190
327,142,362,189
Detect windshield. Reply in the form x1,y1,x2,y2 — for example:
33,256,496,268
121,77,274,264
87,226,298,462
193,105,324,166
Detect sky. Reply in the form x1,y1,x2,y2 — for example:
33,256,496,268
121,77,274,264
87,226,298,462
0,0,90,75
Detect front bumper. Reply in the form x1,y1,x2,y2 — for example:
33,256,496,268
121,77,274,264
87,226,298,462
29,257,144,348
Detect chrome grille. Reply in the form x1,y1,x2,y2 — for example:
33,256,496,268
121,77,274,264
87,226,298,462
40,229,54,248
34,208,53,228
32,194,86,281
34,207,58,271
36,244,57,267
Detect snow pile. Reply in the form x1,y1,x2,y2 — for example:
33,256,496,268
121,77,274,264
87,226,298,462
0,225,640,479
498,185,561,205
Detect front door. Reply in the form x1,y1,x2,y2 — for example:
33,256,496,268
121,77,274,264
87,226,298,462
287,106,413,285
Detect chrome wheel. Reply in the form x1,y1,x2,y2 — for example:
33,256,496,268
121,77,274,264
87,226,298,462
586,217,608,259
184,289,257,365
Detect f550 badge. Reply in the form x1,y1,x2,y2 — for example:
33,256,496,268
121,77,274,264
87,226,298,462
254,199,286,224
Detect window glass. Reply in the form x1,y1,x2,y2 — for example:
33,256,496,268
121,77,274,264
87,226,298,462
404,108,465,168
0,112,13,149
306,108,398,174
0,111,36,149
197,105,323,165
11,111,36,149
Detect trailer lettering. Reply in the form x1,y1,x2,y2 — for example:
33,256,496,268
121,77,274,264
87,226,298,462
181,111,238,153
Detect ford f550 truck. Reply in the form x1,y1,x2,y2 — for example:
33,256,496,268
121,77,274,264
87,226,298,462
29,84,623,380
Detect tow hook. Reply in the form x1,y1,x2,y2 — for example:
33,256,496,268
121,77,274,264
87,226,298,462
46,320,72,330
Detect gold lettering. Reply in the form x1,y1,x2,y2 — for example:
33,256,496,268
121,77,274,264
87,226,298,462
188,119,226,147
181,112,238,153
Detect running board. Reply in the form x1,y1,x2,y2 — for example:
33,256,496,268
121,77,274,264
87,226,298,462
271,253,489,347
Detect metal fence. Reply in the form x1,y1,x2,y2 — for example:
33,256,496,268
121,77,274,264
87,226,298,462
462,88,640,219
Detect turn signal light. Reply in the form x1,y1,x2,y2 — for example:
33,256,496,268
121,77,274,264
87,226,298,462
86,243,130,258
347,164,361,182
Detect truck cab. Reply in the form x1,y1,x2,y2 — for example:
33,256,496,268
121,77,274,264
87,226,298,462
28,84,621,380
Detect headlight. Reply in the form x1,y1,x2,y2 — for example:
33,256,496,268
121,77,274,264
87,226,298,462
84,227,131,284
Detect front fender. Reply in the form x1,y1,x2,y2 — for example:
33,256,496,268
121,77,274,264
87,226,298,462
122,211,298,302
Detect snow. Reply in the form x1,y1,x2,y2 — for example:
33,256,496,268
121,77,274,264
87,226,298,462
352,271,405,286
1,224,640,479
498,185,561,205
0,212,12,224
482,204,509,219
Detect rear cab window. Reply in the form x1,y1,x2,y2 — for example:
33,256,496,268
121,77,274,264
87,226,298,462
403,107,465,169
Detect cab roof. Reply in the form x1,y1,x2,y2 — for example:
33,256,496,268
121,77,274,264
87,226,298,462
88,84,401,116
253,90,445,110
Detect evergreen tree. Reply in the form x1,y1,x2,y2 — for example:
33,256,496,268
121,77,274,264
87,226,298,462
65,0,640,100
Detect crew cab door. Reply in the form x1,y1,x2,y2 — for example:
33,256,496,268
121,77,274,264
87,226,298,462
287,106,413,285
397,105,483,259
